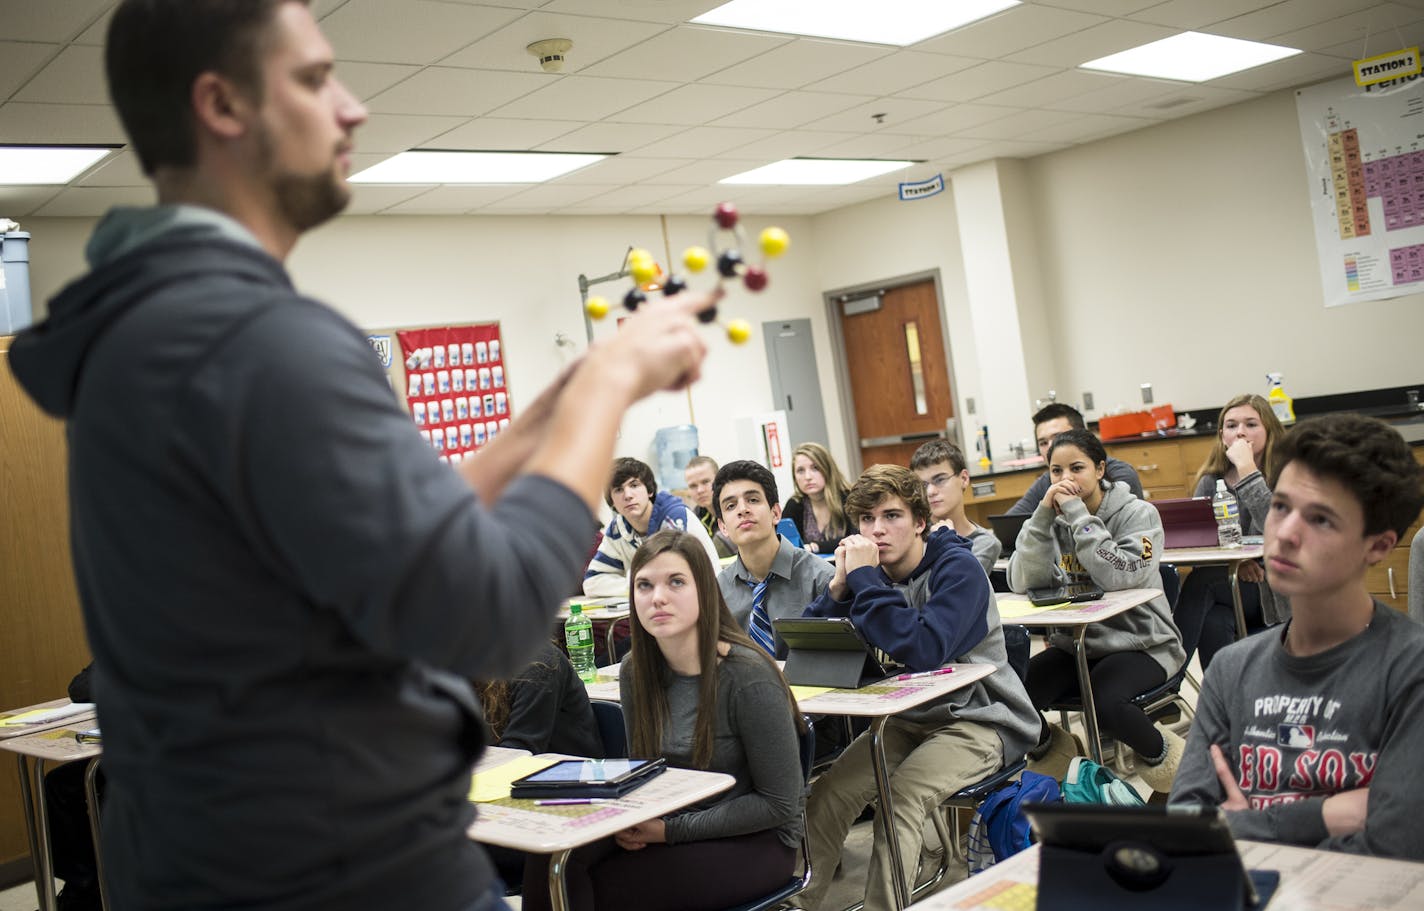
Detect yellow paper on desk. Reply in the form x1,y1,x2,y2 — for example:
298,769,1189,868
997,598,1068,619
789,685,834,703
469,756,558,803
1,709,48,726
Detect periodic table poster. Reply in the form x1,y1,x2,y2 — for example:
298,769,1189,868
1296,74,1424,307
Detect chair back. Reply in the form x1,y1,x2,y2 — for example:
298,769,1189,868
589,699,628,759
777,517,804,548
1409,525,1424,624
1159,562,1181,610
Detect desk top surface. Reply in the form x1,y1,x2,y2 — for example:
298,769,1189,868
0,699,97,743
994,588,1156,627
906,841,1424,911
467,755,733,853
560,597,631,620
0,724,101,761
993,544,1263,574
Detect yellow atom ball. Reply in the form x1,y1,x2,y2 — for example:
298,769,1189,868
726,318,752,345
683,246,711,273
630,259,659,285
759,226,790,258
585,296,610,320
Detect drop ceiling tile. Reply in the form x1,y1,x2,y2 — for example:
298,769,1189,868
957,137,1067,158
13,45,106,105
424,118,579,150
489,182,625,208
816,133,930,159
35,185,156,217
490,75,680,121
901,61,1062,103
1209,52,1351,91
976,69,1124,107
1209,0,1379,41
958,108,1081,140
1316,20,1424,59
75,150,147,187
1033,1,1161,14
1108,84,1261,118
566,183,700,210
644,159,763,185
807,51,982,96
881,102,1019,136
537,121,685,153
1046,75,1200,114
438,11,666,73
892,136,990,161
1004,19,1177,67
355,113,473,154
1128,0,1287,29
1272,4,1424,54
0,185,62,217
0,43,58,103
337,62,422,102
582,26,788,81
614,83,781,126
718,130,863,162
366,67,552,117
914,4,1109,58
320,0,523,65
702,40,893,90
539,1,725,23
799,97,954,134
0,0,112,43
1021,111,1154,143
73,6,114,45
628,125,778,158
711,91,866,129
0,102,125,143
380,184,529,214
554,156,695,184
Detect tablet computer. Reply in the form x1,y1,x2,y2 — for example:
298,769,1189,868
1027,582,1104,606
510,758,666,800
1025,804,1278,911
772,616,896,689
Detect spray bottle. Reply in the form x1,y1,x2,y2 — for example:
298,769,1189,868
1266,373,1295,424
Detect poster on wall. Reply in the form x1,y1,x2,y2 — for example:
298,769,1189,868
394,323,509,464
1296,74,1424,307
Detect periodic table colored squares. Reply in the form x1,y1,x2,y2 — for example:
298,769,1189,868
1388,243,1424,284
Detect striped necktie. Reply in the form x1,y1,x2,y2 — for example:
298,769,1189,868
745,577,775,656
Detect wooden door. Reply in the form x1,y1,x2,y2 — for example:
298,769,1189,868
838,279,956,471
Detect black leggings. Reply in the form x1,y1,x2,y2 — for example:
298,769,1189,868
1026,647,1167,758
521,829,795,911
1174,567,1266,671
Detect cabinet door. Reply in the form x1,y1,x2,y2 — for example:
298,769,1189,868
1106,440,1185,498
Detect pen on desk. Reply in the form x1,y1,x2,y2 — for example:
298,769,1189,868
534,798,609,806
895,667,954,681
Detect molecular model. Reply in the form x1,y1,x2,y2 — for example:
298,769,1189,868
584,202,789,345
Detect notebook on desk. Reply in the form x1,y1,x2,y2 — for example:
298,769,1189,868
988,513,1031,556
1152,497,1219,549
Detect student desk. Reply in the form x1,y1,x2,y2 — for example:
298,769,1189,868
1162,543,1266,640
795,665,996,911
466,750,734,911
560,597,631,664
905,839,1424,910
0,704,102,911
994,589,1157,765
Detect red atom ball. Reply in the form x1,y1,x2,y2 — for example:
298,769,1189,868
742,265,768,291
713,202,739,229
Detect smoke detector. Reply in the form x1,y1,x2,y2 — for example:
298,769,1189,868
527,38,573,73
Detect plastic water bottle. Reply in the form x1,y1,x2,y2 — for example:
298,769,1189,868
565,604,597,683
1212,480,1242,548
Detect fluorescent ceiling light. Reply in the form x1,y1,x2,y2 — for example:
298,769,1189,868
721,158,913,186
0,146,111,184
692,0,1020,47
1080,31,1301,82
350,150,606,184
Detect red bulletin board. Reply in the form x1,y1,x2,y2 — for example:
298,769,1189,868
396,323,510,463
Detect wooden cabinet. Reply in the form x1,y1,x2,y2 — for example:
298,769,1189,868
1106,439,1186,500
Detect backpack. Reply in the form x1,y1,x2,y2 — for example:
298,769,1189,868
1060,757,1145,806
965,770,1062,874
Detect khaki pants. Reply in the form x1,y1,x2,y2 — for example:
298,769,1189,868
799,718,1002,911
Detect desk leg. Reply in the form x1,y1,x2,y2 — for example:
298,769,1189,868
866,716,911,911
17,755,58,911
1228,561,1248,641
84,758,108,911
1074,629,1104,764
547,848,573,911
604,618,627,665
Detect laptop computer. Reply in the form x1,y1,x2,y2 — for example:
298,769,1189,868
1152,497,1219,549
988,513,1031,556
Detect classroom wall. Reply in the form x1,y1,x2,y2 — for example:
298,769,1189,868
1024,85,1424,418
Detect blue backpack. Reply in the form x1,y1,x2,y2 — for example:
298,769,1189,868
966,770,1062,873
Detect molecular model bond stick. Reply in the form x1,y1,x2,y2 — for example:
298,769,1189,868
584,202,789,345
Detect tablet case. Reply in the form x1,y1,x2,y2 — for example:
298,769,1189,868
1026,804,1278,911
510,758,666,800
772,617,892,689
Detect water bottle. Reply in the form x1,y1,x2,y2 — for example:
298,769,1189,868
1212,480,1242,548
565,603,597,683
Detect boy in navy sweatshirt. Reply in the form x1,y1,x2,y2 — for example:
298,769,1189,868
1171,414,1424,859
797,466,1037,911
